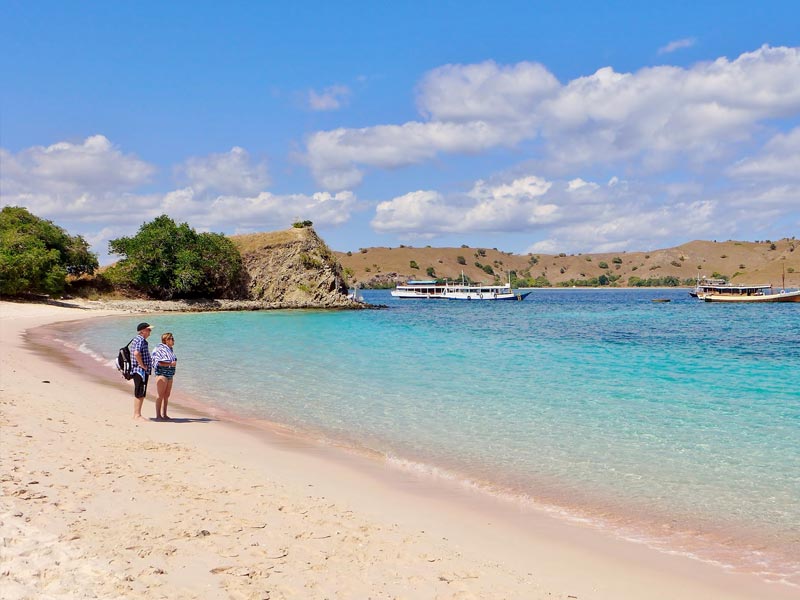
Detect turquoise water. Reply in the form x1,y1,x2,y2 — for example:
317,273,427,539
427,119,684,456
71,289,799,582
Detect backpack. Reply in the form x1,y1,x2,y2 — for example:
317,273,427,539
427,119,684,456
116,338,135,380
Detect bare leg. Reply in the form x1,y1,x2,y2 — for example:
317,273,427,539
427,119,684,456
162,378,173,419
156,375,168,419
133,396,145,420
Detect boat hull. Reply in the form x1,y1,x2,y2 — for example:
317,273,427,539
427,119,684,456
391,290,531,301
703,290,800,303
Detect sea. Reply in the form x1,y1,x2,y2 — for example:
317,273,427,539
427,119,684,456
62,288,799,585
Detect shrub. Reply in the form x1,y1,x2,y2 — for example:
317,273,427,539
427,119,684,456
108,215,244,299
410,260,419,269
426,266,436,277
457,255,466,265
292,220,313,228
482,264,494,275
598,261,609,269
299,253,323,269
670,260,682,267
0,206,98,296
612,257,622,264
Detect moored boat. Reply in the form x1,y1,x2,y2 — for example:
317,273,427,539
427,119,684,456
391,278,530,301
701,284,800,303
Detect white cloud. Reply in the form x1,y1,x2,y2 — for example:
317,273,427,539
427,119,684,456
308,85,351,111
728,127,800,180
307,120,510,189
1,135,154,198
0,135,156,224
372,175,562,236
1,136,358,263
177,146,270,196
658,38,696,55
416,60,559,123
305,45,800,188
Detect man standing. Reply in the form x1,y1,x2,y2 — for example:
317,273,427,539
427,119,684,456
131,322,153,420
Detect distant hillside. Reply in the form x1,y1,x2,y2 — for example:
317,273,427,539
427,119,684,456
334,237,800,289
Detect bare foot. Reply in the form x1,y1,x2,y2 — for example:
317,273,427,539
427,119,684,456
162,415,172,421
133,415,145,421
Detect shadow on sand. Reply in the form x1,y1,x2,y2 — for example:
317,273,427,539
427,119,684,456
150,417,217,424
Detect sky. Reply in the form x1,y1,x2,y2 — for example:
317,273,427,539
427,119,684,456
2,1,800,264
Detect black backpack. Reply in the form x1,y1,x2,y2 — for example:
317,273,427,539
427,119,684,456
116,338,135,380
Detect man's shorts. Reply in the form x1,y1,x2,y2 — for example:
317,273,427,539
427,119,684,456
133,373,149,398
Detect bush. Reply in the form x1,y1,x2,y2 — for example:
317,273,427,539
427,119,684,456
598,261,609,269
457,255,466,265
409,260,419,269
292,220,313,228
612,257,622,264
108,215,245,299
426,266,436,277
0,206,98,296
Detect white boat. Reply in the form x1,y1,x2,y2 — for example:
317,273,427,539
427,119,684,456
699,283,800,303
391,278,530,301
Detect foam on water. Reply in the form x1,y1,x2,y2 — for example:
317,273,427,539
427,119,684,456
69,289,800,584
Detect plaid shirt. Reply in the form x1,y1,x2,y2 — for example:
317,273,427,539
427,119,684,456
130,334,152,376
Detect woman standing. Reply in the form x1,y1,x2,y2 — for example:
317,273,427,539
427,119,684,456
152,332,177,420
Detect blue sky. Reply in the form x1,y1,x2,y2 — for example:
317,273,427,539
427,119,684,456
2,1,799,263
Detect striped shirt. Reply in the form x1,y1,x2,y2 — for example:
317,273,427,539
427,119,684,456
151,343,177,366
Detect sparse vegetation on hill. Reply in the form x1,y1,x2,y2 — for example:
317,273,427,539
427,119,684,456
334,237,800,289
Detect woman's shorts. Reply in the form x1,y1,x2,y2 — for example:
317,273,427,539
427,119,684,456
155,365,176,379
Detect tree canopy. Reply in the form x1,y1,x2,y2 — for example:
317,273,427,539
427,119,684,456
0,206,98,296
108,215,245,299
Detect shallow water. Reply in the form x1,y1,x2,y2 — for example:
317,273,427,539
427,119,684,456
71,288,800,584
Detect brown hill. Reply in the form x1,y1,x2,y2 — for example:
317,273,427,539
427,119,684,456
334,237,800,288
231,227,357,307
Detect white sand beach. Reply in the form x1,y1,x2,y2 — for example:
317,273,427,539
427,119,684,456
1,300,795,599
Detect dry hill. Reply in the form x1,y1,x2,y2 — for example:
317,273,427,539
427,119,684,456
231,226,357,307
334,237,799,289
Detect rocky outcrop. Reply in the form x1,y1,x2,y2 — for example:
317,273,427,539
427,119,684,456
231,227,361,308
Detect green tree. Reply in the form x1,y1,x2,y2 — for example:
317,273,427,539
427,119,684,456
108,215,244,299
0,206,98,296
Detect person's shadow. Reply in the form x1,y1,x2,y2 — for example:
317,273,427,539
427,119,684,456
150,417,216,423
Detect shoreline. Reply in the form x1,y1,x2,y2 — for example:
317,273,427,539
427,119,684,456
2,300,796,599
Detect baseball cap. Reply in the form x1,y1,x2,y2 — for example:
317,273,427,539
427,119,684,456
137,322,152,332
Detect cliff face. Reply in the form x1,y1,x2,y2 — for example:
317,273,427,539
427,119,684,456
231,227,357,308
